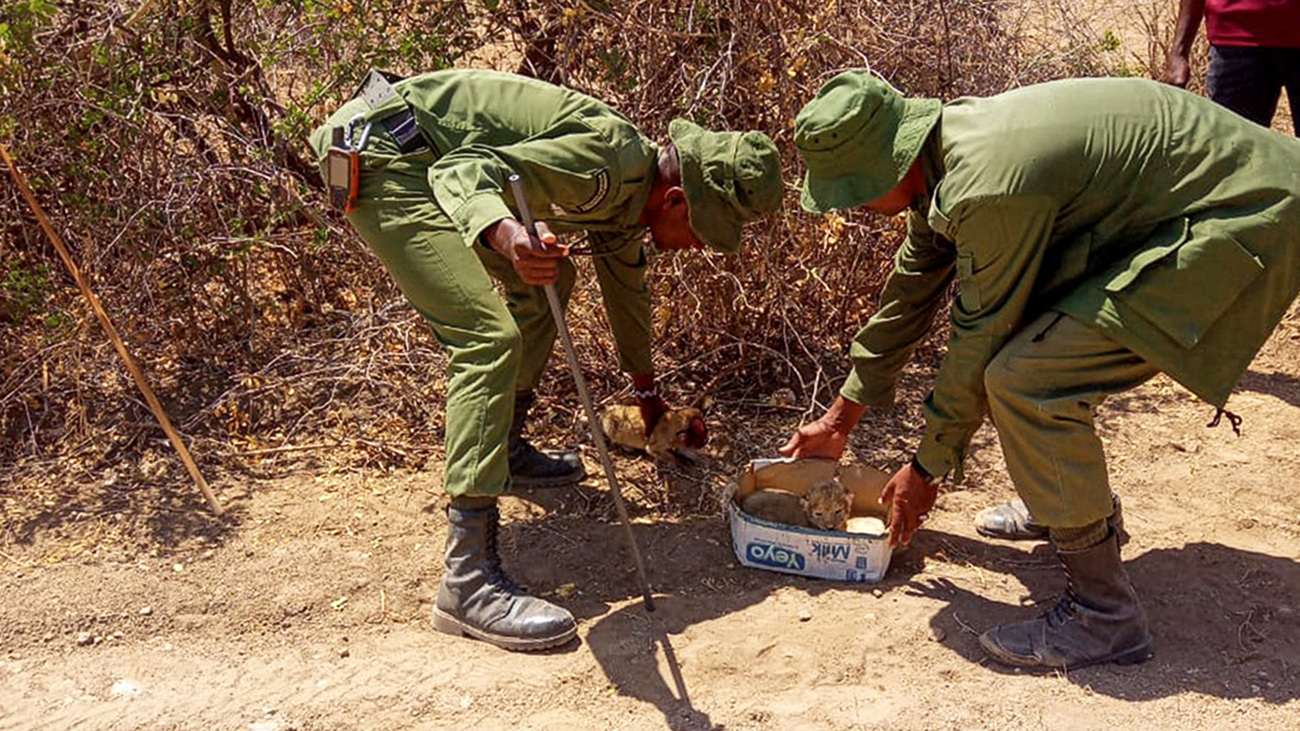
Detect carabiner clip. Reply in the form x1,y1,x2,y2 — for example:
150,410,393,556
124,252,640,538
346,113,374,153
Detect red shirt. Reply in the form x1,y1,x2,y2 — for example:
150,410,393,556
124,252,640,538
1206,0,1300,47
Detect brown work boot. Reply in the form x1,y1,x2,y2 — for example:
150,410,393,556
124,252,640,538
433,502,577,651
978,529,1152,670
508,392,585,489
975,493,1127,544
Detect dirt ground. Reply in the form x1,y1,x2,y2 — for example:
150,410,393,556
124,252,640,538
4,297,1300,730
6,8,1300,727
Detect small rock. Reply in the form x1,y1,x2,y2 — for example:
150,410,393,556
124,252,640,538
797,609,812,622
139,606,153,616
929,627,947,642
110,679,141,697
42,632,54,643
872,589,883,598
76,632,95,647
338,648,350,658
172,563,184,573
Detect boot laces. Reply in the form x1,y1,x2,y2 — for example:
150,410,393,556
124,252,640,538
483,509,528,597
1043,591,1080,628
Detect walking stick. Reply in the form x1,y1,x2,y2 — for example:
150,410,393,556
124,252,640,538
507,174,655,612
1,142,224,516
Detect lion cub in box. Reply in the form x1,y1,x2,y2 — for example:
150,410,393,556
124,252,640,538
600,405,707,462
741,476,854,532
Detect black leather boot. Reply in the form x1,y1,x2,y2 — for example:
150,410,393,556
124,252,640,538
432,502,577,651
978,529,1152,669
975,493,1127,544
508,392,585,489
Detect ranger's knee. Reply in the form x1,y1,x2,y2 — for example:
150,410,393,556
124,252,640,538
983,348,1017,403
459,317,521,374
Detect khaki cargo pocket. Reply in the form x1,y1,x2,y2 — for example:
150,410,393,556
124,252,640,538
956,253,981,312
1104,218,1263,349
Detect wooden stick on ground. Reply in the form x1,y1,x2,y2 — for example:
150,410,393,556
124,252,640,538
0,141,224,516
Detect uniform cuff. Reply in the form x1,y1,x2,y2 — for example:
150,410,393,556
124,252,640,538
452,193,515,249
840,370,895,409
915,430,964,484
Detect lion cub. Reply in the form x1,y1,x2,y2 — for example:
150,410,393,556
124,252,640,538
801,477,854,532
600,405,706,462
740,477,855,532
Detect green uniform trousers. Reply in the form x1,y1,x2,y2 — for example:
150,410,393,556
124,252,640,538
343,127,574,498
984,310,1159,528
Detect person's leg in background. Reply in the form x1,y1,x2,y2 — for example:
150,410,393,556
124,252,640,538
1207,44,1284,128
1275,47,1300,135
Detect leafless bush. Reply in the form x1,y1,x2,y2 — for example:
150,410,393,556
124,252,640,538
1,0,1110,530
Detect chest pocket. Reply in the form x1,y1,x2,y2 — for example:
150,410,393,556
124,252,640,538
1104,217,1264,349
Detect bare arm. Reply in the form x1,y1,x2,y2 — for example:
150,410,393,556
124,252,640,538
1164,0,1206,87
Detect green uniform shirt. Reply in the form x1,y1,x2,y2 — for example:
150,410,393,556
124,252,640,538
841,78,1300,478
323,69,659,374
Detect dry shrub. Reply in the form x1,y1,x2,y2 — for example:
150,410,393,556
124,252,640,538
1,0,1111,535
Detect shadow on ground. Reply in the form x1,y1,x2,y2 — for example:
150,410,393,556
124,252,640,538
496,478,930,731
905,532,1300,703
1238,368,1300,409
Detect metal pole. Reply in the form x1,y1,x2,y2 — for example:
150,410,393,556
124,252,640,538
507,174,655,612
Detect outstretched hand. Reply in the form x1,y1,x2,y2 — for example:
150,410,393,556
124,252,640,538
777,396,866,461
879,460,938,548
485,218,568,286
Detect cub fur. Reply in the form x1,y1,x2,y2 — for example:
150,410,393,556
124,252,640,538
801,477,854,532
601,405,706,462
739,477,855,532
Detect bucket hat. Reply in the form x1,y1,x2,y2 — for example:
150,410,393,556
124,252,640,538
669,119,783,252
795,71,940,213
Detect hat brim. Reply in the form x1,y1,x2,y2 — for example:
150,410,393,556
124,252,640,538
799,98,941,214
669,119,743,253
800,170,891,214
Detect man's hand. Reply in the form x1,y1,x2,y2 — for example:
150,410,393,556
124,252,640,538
484,218,568,286
630,374,670,437
637,390,670,438
778,396,866,460
879,460,939,548
1163,52,1191,88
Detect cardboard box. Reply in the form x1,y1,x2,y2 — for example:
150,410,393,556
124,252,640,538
726,458,893,582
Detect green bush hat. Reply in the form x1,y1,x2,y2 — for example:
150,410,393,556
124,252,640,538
795,71,941,213
668,119,783,253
